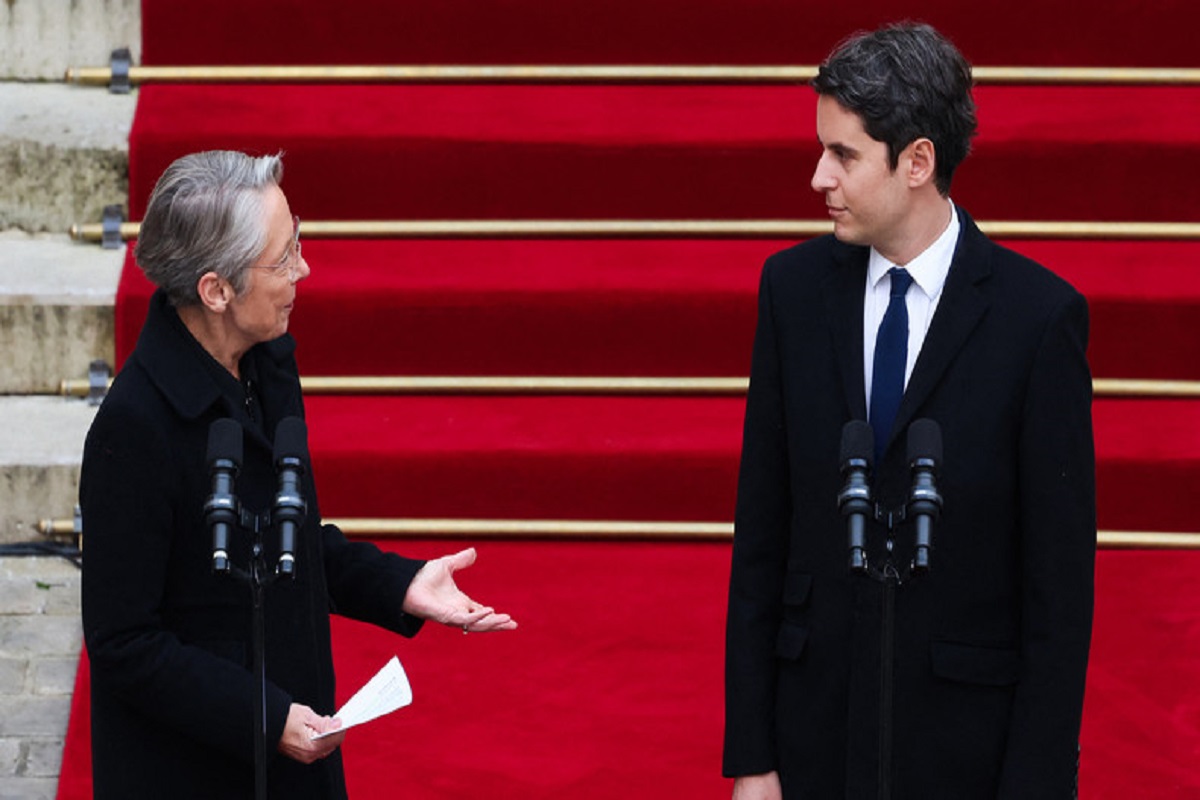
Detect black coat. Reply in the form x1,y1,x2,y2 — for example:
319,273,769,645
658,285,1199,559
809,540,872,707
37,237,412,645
81,290,424,799
723,211,1096,798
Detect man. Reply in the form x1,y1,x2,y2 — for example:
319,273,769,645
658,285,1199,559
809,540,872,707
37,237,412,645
723,24,1095,799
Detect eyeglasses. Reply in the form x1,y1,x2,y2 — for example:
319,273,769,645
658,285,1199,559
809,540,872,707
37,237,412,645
250,215,303,280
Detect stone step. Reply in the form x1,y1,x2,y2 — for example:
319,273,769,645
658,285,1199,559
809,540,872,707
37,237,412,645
1,3,141,795
0,234,122,395
0,83,135,234
0,0,140,82
0,396,98,546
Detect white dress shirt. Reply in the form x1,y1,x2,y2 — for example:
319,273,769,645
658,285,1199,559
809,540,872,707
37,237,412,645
863,201,960,415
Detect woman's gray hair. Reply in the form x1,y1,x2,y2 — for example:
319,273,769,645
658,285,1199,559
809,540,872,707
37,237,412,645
134,150,284,306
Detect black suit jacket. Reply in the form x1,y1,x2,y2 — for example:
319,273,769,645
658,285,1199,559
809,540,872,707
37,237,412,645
723,211,1096,799
81,291,425,799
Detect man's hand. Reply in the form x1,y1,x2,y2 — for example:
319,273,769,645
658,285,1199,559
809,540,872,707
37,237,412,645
402,547,518,633
278,703,344,764
732,771,783,800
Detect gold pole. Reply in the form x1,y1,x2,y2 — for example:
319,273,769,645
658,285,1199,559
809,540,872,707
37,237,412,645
39,513,1200,547
329,518,735,540
36,518,78,537
69,221,140,242
64,64,1200,87
1092,379,1200,398
68,218,1200,244
330,523,1200,549
1097,531,1200,549
299,375,749,394
59,375,1200,399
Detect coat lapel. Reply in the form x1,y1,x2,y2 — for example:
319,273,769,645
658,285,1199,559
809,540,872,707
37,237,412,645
891,212,993,446
822,241,870,422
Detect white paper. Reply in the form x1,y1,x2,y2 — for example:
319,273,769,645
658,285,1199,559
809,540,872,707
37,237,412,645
311,656,412,739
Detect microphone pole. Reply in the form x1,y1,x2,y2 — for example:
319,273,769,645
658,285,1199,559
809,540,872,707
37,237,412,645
838,420,875,573
272,417,308,578
203,418,264,798
204,419,242,574
906,419,943,573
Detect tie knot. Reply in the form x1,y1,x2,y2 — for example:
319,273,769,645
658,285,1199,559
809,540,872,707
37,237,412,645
888,268,913,299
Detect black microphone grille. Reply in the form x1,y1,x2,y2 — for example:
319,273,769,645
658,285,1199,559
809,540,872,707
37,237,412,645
906,418,943,464
840,420,875,467
206,418,243,466
273,416,309,461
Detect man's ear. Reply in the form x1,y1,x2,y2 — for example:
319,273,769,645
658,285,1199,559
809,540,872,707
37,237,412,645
196,271,231,313
905,138,937,189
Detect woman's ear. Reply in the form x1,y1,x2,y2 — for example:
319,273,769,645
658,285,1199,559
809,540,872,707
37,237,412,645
906,137,937,189
196,271,231,313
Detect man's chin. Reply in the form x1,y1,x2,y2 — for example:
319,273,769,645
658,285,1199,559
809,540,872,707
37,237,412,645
831,224,862,244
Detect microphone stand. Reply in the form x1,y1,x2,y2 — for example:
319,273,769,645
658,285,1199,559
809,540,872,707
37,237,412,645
216,509,273,800
846,421,942,800
217,506,296,800
249,518,269,800
207,418,306,800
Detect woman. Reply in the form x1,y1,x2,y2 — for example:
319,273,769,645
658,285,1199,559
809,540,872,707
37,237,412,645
80,150,516,799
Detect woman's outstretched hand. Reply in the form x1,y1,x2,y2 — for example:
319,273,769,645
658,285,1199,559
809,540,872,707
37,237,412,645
401,547,518,633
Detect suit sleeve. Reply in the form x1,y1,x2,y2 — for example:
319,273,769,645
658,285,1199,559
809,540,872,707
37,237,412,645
723,258,793,777
320,524,425,637
1000,290,1096,797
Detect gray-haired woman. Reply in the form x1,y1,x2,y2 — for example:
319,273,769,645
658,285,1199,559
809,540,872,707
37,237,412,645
81,150,515,799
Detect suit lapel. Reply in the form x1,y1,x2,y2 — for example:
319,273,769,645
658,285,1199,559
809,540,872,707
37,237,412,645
822,241,870,422
891,213,993,445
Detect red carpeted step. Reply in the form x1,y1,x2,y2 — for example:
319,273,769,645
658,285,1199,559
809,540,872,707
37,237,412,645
127,84,1200,223
55,545,1200,800
113,239,1200,382
142,0,1199,68
301,394,1200,534
305,395,744,523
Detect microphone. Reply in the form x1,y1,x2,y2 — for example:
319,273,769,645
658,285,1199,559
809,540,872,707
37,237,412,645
204,418,242,574
838,420,875,573
272,417,308,578
907,419,943,573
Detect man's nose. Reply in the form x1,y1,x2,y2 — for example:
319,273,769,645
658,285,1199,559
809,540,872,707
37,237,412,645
811,153,836,193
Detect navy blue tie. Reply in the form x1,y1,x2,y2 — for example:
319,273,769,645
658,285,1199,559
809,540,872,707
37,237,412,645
869,268,914,462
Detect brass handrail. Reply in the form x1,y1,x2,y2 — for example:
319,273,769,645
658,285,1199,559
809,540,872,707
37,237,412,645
60,375,1200,398
64,64,1200,87
69,218,1200,243
35,515,1200,548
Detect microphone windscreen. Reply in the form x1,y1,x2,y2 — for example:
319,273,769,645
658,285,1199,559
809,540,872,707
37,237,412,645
907,418,943,464
840,420,875,467
206,418,243,466
273,416,308,462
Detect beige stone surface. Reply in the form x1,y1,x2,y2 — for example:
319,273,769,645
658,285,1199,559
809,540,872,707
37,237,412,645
0,83,135,233
0,0,141,82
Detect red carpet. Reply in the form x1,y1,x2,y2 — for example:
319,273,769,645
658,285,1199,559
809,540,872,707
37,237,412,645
128,84,1200,222
56,0,1200,797
296,394,1200,535
59,545,1200,799
115,238,1200,381
142,0,1199,67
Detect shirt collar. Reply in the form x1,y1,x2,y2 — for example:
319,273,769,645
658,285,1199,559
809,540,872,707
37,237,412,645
868,200,960,300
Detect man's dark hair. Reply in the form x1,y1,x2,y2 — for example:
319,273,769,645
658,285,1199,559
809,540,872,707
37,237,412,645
812,23,977,195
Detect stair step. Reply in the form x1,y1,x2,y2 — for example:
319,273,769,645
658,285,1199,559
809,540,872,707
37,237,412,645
141,0,1196,69
0,83,134,234
0,397,97,544
127,84,1200,223
0,234,122,394
113,238,1200,382
293,394,1200,534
